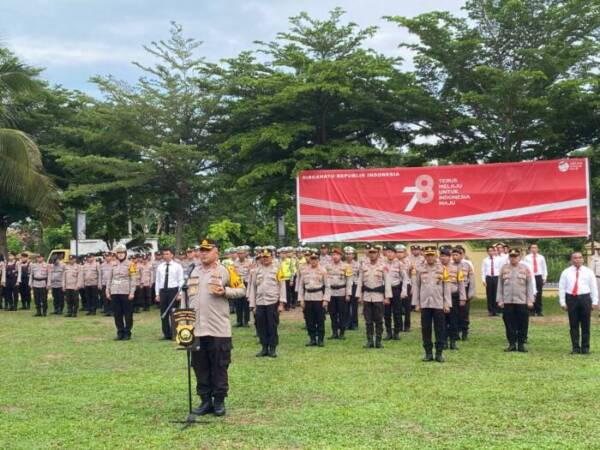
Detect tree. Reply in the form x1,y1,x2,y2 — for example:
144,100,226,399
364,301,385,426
0,47,58,257
387,0,600,163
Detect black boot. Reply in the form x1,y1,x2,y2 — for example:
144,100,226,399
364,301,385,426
571,347,581,354
375,335,384,349
384,331,393,341
504,344,517,352
422,352,434,362
330,330,338,339
517,343,528,353
338,330,346,340
449,340,458,350
34,309,42,317
317,336,325,347
268,345,278,358
192,395,213,415
392,331,400,341
213,396,226,416
305,336,317,347
461,331,468,341
256,345,268,357
435,351,445,362
363,336,374,348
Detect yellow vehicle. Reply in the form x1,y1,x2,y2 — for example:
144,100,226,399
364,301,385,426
47,249,70,264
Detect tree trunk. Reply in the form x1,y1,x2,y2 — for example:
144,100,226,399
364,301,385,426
0,223,7,260
175,215,185,253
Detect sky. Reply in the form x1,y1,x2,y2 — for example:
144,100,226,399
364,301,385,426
0,0,465,97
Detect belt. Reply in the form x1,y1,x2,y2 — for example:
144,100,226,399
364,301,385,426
330,284,346,290
305,287,324,293
33,277,48,281
363,285,385,293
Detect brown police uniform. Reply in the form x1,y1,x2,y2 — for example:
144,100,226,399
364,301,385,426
298,263,330,346
356,259,392,348
29,261,50,316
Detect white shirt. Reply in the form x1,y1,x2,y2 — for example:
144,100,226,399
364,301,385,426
558,265,598,307
481,255,504,282
155,260,184,291
523,253,548,280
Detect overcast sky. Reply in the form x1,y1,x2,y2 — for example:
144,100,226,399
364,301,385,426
1,0,465,97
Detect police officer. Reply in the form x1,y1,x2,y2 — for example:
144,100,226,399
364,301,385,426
138,254,153,311
49,255,65,314
100,252,115,316
63,255,82,317
319,244,333,267
298,251,329,346
279,247,296,311
82,253,101,315
383,246,408,340
497,249,534,352
232,246,252,327
356,246,392,349
442,247,466,350
395,244,412,332
344,246,361,331
248,249,286,357
187,239,246,417
413,246,451,362
106,245,138,340
326,248,352,340
30,254,50,316
1,252,19,310
454,246,475,340
17,253,31,310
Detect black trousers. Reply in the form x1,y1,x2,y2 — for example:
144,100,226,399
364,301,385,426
65,289,79,315
533,275,544,314
19,282,31,309
384,285,402,334
485,276,499,314
112,294,133,337
85,285,99,312
346,284,359,329
4,283,18,310
159,288,178,339
139,286,151,310
255,303,279,347
400,286,412,331
284,280,294,310
363,302,384,338
329,295,348,334
33,287,48,313
459,286,471,334
78,288,85,310
445,292,461,341
51,288,64,313
101,286,112,314
191,336,232,399
235,296,250,325
305,300,325,339
421,308,446,353
502,303,529,345
566,294,592,351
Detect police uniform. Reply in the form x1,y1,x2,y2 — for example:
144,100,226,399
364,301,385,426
383,248,408,340
63,257,83,317
29,259,50,316
49,259,65,314
326,248,352,339
344,247,361,330
82,255,101,315
232,246,252,327
137,257,153,311
298,254,330,346
187,239,246,417
248,250,287,357
396,245,413,331
356,250,392,348
442,248,466,350
497,249,534,352
457,248,476,340
1,255,20,310
412,246,452,362
17,255,31,309
100,255,115,315
106,246,138,340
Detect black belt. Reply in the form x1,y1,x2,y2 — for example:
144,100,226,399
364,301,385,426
33,277,48,281
330,284,346,290
363,285,385,293
305,287,324,293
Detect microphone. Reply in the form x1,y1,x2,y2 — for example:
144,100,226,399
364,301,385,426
184,262,196,279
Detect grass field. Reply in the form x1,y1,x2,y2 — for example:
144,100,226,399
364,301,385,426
2,299,600,449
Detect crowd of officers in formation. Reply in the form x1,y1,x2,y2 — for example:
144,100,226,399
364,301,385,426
2,242,597,361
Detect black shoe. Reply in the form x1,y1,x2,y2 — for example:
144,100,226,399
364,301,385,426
339,331,346,340
435,352,445,363
443,341,449,350
305,337,317,347
34,312,42,317
422,353,434,362
383,333,393,341
213,397,226,417
403,327,411,332
115,334,123,341
192,397,213,416
317,337,325,347
86,311,93,316
375,336,383,349
66,313,72,317
571,348,581,354
364,338,374,349
537,312,544,317
42,311,47,316
329,332,338,340
517,343,528,353
123,334,131,340
449,340,458,350
582,348,590,355
392,332,400,341
256,346,268,357
268,346,277,358
504,344,517,352
461,332,468,341
234,323,243,328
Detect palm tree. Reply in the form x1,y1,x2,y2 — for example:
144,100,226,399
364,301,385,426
0,47,58,257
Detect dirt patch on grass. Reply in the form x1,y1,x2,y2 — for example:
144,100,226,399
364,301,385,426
74,335,104,343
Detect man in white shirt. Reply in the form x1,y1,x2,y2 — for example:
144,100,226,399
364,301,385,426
558,252,599,354
591,247,600,305
523,243,548,316
154,248,184,340
482,246,503,316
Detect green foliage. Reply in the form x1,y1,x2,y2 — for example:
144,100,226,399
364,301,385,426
43,223,72,252
6,233,23,253
207,219,242,249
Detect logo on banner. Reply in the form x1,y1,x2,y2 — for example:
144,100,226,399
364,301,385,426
402,175,434,212
558,161,570,172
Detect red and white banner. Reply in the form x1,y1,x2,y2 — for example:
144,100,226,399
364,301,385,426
297,158,590,242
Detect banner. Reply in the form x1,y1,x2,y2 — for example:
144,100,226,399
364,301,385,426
296,158,590,242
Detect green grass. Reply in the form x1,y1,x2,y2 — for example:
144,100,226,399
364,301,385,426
1,299,600,449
